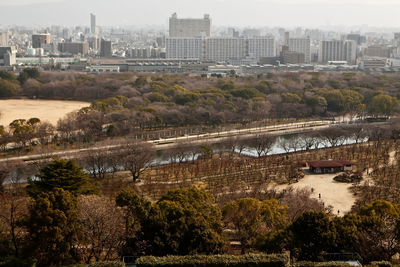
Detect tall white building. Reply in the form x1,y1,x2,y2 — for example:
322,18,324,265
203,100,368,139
318,40,357,64
288,37,311,63
205,37,247,61
248,37,276,59
169,13,211,37
166,37,204,59
166,36,276,62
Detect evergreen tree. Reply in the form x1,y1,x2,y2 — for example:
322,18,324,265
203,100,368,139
116,188,226,256
25,188,81,266
27,159,95,197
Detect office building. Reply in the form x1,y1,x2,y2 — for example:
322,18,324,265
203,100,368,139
88,36,100,51
344,40,357,64
347,34,366,45
318,40,357,64
156,36,165,47
359,58,387,70
62,28,71,39
32,32,51,48
0,46,17,66
131,47,165,58
58,42,89,55
169,13,211,37
100,39,112,57
228,28,240,38
0,32,8,46
282,50,305,64
90,13,97,34
288,37,311,63
363,46,391,58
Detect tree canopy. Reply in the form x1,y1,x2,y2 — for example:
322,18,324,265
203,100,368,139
26,159,95,197
25,188,81,266
116,187,226,256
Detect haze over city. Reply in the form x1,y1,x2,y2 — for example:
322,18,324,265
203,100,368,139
1,0,400,29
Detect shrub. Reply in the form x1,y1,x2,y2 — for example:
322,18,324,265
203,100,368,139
333,171,362,183
0,257,37,267
64,261,125,267
368,261,392,267
294,262,352,267
136,253,289,267
90,262,126,267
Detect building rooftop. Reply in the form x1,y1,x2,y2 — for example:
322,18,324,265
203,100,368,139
308,160,353,168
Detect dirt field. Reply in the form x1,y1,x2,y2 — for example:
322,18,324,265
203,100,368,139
0,99,89,126
274,170,356,216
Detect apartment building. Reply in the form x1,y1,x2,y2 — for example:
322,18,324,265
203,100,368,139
318,40,357,64
169,13,211,37
288,37,311,63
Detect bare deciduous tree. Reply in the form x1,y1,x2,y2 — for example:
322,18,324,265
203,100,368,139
121,139,155,182
36,122,55,146
252,134,276,157
319,127,348,148
82,148,114,179
78,195,125,263
0,161,30,257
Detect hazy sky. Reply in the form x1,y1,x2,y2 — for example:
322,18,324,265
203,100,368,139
0,0,399,28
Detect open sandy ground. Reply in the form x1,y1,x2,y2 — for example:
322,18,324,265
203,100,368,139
0,99,89,126
273,170,356,216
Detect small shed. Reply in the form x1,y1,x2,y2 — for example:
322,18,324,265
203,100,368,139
307,160,353,174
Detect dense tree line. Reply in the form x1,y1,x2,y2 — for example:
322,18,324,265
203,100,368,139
1,71,399,138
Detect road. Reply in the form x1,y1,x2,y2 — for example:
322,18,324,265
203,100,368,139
0,120,334,163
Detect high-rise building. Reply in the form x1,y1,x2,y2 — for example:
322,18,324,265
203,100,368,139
32,31,51,48
288,37,311,63
166,37,203,59
205,37,247,61
318,40,357,64
169,13,211,37
0,32,9,46
90,13,96,34
166,36,275,62
100,39,112,57
248,37,276,59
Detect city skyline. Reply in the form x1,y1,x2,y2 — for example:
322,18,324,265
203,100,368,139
1,0,400,29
